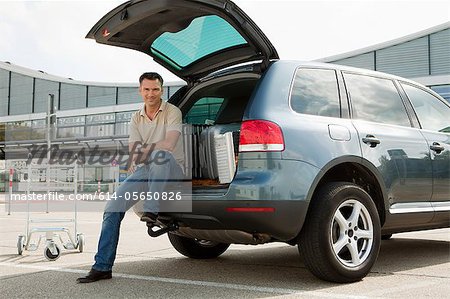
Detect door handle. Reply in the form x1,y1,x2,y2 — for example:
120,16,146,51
362,135,380,147
430,142,444,153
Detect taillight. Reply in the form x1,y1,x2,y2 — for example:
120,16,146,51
239,120,284,152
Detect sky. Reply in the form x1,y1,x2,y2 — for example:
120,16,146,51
0,0,449,84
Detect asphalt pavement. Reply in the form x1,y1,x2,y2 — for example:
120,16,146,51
0,203,449,299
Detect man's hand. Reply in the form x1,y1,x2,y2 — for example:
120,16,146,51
128,161,137,174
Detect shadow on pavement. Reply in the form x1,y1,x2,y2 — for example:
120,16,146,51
373,237,450,274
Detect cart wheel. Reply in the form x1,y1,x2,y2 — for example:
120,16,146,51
17,235,25,255
44,244,61,261
77,233,85,253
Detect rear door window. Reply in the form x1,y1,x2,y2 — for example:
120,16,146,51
401,83,450,133
343,73,411,127
290,68,340,117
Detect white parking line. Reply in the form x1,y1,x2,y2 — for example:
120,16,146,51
0,262,368,299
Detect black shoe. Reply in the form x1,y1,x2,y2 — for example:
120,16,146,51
140,212,158,223
77,269,112,283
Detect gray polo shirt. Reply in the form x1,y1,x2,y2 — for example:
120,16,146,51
129,101,184,166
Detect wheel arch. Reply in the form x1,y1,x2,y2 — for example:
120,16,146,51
305,156,387,227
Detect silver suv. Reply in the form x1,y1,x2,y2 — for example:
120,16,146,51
88,0,450,282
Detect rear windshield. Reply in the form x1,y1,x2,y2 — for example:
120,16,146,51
151,15,247,69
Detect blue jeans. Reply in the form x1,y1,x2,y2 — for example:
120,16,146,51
93,151,183,272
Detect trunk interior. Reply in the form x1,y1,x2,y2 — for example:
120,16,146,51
178,73,261,193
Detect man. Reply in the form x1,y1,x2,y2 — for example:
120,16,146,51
77,72,184,283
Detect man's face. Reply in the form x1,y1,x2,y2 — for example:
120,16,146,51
139,79,163,108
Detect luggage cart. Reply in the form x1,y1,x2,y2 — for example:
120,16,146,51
17,160,84,261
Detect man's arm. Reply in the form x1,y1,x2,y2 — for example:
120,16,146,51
139,130,180,160
152,130,180,151
127,114,142,173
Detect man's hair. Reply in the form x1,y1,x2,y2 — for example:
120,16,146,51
139,72,164,87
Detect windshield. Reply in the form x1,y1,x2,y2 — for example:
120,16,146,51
151,15,247,69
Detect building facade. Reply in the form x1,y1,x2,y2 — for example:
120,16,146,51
0,62,187,192
319,22,450,102
0,61,185,140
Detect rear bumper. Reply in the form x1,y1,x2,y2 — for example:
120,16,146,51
167,199,309,241
166,158,319,241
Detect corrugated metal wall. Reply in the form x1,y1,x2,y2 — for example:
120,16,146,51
430,29,450,75
376,37,429,77
331,52,375,70
330,28,450,78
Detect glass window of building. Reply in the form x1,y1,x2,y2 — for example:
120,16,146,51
31,119,46,140
116,111,133,122
115,122,129,136
86,113,115,138
88,86,116,108
57,126,85,138
86,113,115,124
430,85,450,103
168,85,183,98
57,116,85,138
290,68,340,117
9,73,33,115
60,83,86,110
34,79,59,113
117,87,140,105
343,73,411,127
115,111,133,136
162,86,169,101
0,123,5,143
57,116,86,127
32,119,46,128
5,121,32,141
86,124,115,137
0,69,9,116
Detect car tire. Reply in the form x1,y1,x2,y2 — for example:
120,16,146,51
299,182,381,283
168,233,230,259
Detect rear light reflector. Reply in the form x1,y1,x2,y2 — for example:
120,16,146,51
226,207,275,213
239,120,284,152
